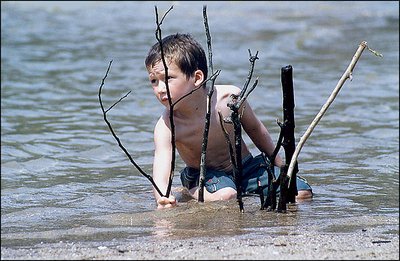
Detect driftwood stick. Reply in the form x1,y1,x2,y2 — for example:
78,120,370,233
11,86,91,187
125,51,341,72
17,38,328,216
280,65,298,205
154,6,176,197
286,41,372,183
277,166,288,212
198,5,217,202
203,5,214,71
232,107,245,212
276,65,297,212
225,50,260,212
98,60,164,197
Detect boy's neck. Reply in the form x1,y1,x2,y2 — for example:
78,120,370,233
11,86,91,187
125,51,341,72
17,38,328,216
171,86,209,119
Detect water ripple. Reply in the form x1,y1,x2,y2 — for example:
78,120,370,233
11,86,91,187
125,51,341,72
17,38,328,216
1,1,398,246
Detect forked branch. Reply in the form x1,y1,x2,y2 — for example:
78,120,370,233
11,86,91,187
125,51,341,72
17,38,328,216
98,60,164,197
222,50,260,212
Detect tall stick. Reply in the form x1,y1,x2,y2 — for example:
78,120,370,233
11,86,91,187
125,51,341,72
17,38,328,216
154,6,176,197
287,41,371,183
198,5,216,202
280,65,298,204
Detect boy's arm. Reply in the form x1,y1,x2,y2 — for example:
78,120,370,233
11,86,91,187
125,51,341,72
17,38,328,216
240,100,284,167
152,116,177,209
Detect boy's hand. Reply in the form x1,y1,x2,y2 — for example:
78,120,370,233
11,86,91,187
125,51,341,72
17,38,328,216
156,195,177,209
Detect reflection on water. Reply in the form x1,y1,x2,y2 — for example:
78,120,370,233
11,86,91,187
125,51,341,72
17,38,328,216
1,1,399,247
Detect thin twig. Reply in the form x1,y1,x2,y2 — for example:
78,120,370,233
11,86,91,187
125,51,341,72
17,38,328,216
158,5,173,25
172,70,221,106
237,50,259,108
238,77,259,109
105,91,131,113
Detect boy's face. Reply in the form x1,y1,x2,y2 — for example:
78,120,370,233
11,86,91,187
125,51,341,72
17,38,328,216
147,60,198,108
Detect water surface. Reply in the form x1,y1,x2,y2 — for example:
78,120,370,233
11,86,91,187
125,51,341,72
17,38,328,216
1,1,399,248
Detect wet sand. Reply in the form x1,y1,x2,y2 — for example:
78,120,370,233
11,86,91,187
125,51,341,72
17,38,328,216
2,197,399,260
2,229,398,260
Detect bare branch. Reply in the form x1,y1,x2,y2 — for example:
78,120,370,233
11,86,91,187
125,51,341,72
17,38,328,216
237,50,259,105
154,6,176,198
203,5,213,74
223,49,260,212
98,60,164,197
198,5,220,202
286,41,377,184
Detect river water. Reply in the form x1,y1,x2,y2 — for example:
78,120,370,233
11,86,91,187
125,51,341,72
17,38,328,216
1,1,399,248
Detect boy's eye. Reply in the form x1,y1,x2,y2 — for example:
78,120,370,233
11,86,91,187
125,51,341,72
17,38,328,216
150,79,157,84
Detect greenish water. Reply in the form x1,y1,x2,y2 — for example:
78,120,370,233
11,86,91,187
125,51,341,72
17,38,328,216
1,1,399,248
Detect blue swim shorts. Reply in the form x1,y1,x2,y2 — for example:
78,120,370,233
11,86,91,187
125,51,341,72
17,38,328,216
179,153,312,195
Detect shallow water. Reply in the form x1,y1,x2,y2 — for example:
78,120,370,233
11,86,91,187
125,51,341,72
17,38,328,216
1,1,399,248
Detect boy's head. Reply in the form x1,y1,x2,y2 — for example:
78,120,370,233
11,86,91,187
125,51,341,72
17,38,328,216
145,33,208,81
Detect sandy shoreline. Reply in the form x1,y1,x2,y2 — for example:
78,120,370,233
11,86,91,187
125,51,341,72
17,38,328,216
2,229,398,260
2,201,399,260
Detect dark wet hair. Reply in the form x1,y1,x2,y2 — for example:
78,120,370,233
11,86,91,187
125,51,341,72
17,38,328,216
145,33,208,80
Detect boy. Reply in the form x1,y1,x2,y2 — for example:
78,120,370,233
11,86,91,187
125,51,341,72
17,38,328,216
145,33,312,209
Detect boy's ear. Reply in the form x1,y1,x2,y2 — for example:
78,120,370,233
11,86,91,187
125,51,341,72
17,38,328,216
193,69,205,87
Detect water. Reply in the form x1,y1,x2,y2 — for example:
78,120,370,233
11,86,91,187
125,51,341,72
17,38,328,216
1,1,399,248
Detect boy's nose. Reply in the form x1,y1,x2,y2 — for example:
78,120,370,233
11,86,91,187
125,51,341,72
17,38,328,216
157,81,166,93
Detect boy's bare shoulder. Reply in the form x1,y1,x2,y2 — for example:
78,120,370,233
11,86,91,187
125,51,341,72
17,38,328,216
215,84,241,92
215,84,241,99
